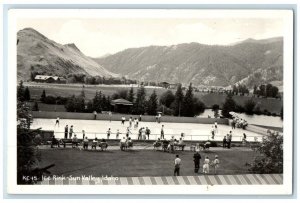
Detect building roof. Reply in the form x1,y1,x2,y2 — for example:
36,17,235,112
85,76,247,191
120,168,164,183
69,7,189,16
111,98,133,106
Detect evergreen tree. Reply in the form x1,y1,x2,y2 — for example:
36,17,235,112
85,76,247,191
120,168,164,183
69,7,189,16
147,90,158,115
92,91,103,112
24,87,31,101
159,90,175,108
32,101,39,111
17,99,40,184
40,90,46,103
127,87,135,102
172,84,184,116
182,83,194,117
221,94,236,118
244,99,256,115
212,104,220,118
17,80,25,102
65,95,76,112
134,85,146,114
193,98,206,116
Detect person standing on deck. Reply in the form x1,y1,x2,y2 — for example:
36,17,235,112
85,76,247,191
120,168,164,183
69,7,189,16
193,151,202,173
82,130,85,140
64,125,68,139
174,155,181,176
69,125,73,139
212,155,220,174
146,127,151,140
203,156,210,174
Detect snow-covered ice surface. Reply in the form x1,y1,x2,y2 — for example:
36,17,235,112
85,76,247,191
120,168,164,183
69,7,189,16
31,118,264,142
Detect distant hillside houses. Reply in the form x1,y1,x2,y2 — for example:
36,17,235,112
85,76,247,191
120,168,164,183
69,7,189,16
34,75,66,84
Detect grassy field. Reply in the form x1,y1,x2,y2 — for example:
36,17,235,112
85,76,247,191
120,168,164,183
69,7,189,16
40,148,257,177
25,82,283,113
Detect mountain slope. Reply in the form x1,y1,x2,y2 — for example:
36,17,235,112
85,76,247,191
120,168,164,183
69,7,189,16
17,28,116,81
94,37,283,87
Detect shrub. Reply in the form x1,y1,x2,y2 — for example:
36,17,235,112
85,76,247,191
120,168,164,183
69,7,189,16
43,96,56,104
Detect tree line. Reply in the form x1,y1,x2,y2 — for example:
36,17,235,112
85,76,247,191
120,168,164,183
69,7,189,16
36,83,205,117
221,93,283,119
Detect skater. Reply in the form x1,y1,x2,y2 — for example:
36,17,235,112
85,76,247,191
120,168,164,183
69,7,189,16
107,128,111,139
174,155,181,176
93,111,97,120
82,130,85,140
55,117,60,127
193,150,202,173
211,125,215,139
121,116,126,125
160,125,165,139
129,117,132,128
69,125,73,139
227,131,232,149
212,155,220,174
158,114,162,123
146,127,151,140
126,127,131,138
231,120,236,129
203,156,210,174
64,125,68,139
139,114,142,121
242,133,247,144
214,121,218,134
116,129,120,139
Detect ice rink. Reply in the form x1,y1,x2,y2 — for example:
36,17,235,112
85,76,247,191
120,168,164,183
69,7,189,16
31,118,264,142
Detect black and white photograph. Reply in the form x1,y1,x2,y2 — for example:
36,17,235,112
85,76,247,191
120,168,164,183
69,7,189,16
6,8,294,195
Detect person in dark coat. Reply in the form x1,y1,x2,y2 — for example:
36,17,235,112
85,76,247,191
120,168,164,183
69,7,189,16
193,151,202,173
64,125,68,139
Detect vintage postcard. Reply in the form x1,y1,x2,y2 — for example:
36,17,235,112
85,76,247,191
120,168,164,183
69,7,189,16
6,9,293,195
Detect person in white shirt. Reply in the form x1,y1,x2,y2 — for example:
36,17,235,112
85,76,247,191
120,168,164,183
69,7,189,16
141,127,146,140
174,155,181,176
214,121,218,134
212,155,220,174
129,117,132,128
203,156,210,174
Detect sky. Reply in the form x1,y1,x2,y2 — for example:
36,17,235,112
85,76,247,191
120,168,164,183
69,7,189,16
17,17,284,58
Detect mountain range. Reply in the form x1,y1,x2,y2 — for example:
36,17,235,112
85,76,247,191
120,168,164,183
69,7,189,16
17,28,283,87
94,38,283,87
17,28,116,81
